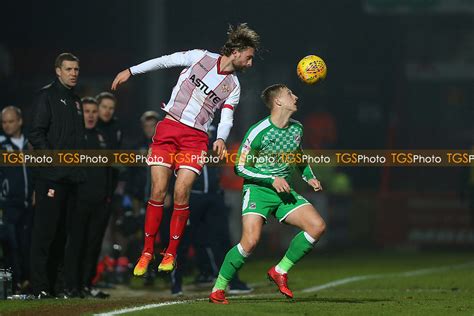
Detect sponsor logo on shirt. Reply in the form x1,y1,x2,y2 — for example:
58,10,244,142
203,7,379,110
189,74,222,105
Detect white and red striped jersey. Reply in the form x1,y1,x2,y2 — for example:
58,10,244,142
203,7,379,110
129,49,240,141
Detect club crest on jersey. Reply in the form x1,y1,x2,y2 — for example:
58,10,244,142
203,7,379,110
221,84,230,93
294,134,301,143
97,134,107,148
243,139,251,151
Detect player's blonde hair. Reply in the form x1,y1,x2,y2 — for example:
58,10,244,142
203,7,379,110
221,23,260,56
261,84,287,109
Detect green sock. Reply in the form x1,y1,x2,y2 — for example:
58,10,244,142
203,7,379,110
275,256,294,274
277,231,315,273
213,244,249,290
214,274,230,291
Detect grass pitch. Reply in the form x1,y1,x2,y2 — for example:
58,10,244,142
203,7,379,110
1,251,473,315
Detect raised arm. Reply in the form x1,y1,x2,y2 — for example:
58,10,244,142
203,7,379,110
111,49,206,90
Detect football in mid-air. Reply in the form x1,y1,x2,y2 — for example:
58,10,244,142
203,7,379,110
296,55,327,85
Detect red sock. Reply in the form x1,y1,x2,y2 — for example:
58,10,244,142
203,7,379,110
143,199,164,255
166,203,190,256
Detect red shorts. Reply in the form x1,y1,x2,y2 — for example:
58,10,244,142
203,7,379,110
147,118,208,174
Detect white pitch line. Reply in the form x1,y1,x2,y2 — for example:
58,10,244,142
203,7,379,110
94,299,206,316
302,261,474,293
95,261,474,316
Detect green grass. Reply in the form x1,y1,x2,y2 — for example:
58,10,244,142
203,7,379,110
1,251,473,315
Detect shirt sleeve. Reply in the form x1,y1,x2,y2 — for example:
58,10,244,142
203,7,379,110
234,130,275,186
216,84,240,142
297,146,317,182
29,91,52,150
129,49,206,75
299,159,317,182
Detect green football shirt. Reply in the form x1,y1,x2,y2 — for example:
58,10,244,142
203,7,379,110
235,116,316,187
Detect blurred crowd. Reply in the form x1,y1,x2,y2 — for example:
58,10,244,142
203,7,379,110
0,53,252,299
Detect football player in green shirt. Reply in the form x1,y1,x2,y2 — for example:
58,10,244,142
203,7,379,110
209,84,326,304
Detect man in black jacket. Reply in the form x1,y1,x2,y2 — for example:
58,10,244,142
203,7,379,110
0,106,33,293
28,53,85,298
64,97,112,298
96,92,122,150
96,92,123,217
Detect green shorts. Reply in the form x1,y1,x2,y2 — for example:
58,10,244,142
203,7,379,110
241,184,311,222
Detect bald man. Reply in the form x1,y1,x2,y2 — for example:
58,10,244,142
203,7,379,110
0,106,33,294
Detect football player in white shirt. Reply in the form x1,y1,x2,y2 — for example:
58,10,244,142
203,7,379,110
111,23,260,275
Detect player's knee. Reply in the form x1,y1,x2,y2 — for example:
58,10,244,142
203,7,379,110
150,187,166,201
307,218,326,239
173,187,190,204
240,237,259,253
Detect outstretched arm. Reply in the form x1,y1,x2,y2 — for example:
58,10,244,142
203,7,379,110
111,69,131,91
111,49,206,90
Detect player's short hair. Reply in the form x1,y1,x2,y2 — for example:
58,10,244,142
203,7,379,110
54,53,79,69
1,106,22,119
261,84,287,109
221,23,260,56
140,110,160,123
81,96,98,106
96,92,117,105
